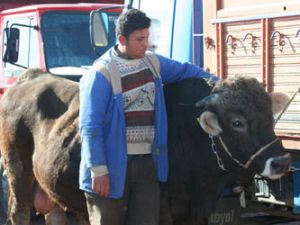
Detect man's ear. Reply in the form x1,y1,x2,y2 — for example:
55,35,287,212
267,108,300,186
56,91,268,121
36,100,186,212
118,35,127,46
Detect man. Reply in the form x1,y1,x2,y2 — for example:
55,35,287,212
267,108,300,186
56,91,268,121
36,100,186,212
79,8,215,225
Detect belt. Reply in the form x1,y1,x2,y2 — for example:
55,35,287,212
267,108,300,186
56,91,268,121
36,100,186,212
127,154,152,160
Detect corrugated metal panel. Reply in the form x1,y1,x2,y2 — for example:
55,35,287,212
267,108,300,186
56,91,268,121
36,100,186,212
203,1,300,146
221,0,295,10
223,21,262,82
271,16,300,95
275,90,300,136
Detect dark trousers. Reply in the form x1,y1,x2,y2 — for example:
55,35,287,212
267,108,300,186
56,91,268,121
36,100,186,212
85,154,160,225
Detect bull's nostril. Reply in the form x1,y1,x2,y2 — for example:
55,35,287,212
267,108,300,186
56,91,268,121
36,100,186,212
271,161,281,170
262,155,291,179
270,154,291,174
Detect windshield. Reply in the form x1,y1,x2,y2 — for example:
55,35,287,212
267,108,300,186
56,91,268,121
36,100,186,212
41,11,119,70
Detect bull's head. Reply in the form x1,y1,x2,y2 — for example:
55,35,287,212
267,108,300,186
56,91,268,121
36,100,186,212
195,77,291,179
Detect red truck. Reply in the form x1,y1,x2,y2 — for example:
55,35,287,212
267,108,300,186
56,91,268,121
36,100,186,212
0,0,123,97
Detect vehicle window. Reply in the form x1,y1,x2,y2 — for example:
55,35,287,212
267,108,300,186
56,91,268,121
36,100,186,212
41,11,118,69
3,28,20,62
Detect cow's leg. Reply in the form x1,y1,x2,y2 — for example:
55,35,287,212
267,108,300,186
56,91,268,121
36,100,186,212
7,175,33,225
44,205,67,225
4,149,34,225
45,208,90,225
0,116,35,225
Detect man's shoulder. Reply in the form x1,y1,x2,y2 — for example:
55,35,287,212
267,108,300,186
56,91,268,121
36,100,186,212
144,51,160,78
145,51,158,60
91,48,115,73
95,49,114,65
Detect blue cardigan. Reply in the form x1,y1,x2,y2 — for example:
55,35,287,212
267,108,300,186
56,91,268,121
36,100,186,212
79,50,213,198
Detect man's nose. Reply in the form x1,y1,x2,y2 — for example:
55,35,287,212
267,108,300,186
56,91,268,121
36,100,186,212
142,38,149,47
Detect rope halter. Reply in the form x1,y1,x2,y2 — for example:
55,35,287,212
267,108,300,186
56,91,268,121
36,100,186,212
209,135,279,170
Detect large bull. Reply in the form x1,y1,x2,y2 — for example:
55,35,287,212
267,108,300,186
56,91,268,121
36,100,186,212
0,69,291,225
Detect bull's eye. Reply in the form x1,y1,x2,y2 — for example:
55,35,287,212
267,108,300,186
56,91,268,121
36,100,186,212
228,113,247,132
232,120,243,128
230,117,247,132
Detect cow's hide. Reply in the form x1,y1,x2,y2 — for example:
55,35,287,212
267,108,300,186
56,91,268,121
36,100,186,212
0,69,291,225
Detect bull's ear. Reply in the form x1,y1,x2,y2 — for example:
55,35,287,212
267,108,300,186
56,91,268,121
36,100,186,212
198,111,222,136
270,92,290,115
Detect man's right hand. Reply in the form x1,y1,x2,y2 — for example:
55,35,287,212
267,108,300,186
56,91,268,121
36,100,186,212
92,175,110,197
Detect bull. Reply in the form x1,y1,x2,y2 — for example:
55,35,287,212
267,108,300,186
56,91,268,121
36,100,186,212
0,69,291,225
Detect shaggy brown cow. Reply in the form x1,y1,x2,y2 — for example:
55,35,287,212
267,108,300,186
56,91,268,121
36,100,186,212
0,69,291,225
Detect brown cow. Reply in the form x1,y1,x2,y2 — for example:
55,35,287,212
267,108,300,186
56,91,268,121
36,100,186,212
0,69,86,224
0,69,291,225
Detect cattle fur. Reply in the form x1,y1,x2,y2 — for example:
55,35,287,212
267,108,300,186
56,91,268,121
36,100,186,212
0,69,86,224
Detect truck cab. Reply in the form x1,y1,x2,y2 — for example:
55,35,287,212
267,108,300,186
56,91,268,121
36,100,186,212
0,3,122,96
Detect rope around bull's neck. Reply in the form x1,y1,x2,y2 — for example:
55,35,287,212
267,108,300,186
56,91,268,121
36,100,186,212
210,135,278,170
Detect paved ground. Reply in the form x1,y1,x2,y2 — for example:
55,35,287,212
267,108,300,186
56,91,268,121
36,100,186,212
30,213,300,225
0,213,80,225
0,212,300,225
31,214,80,225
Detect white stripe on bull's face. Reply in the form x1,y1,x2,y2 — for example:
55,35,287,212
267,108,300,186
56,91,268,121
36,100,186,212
199,111,222,136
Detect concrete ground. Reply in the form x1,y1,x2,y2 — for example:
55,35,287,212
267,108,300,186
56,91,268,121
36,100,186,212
0,213,80,225
31,214,80,225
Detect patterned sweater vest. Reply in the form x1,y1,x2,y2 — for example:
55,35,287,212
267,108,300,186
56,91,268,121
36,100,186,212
114,56,155,154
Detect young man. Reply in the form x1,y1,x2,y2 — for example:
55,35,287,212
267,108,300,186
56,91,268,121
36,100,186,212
79,8,215,225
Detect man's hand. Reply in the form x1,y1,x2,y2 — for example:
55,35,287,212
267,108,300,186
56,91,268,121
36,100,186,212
92,175,110,197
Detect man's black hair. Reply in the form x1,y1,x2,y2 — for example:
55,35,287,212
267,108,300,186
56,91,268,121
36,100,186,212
116,9,151,38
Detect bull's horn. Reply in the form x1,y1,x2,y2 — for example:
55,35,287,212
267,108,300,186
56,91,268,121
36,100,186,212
195,93,220,108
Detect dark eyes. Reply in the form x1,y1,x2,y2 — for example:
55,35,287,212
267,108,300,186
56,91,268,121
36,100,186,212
231,118,248,132
232,120,243,128
229,115,247,132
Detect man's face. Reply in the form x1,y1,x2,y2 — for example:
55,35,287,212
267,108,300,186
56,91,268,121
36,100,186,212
123,28,149,59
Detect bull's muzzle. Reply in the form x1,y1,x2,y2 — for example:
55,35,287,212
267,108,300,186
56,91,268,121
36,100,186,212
261,153,291,179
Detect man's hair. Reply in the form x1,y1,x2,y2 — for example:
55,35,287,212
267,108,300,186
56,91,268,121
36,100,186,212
116,9,151,38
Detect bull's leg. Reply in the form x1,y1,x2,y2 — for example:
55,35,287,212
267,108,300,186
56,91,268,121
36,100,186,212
5,154,34,225
44,205,67,225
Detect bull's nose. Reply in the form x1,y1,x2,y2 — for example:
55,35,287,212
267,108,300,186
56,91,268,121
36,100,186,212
261,153,292,179
270,153,291,174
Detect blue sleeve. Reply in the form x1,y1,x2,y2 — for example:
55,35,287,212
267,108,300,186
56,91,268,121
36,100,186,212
157,54,218,84
79,70,112,168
